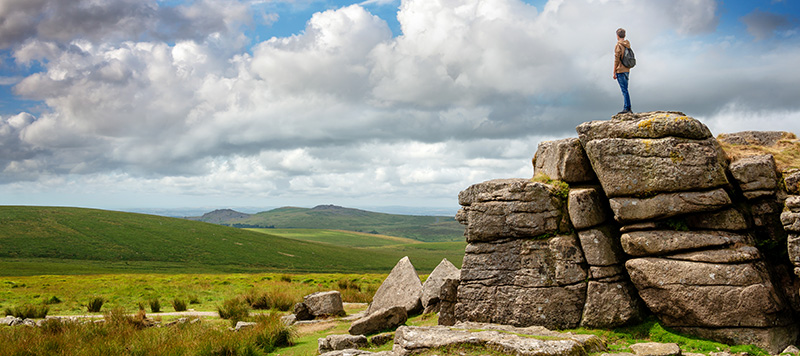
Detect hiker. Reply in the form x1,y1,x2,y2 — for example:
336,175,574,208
613,27,632,114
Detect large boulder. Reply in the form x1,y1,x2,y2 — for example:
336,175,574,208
533,137,596,183
583,136,729,198
304,291,346,318
576,111,712,142
367,256,423,316
349,306,407,336
420,258,460,314
626,258,793,328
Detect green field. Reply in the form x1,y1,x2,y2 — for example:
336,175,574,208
246,228,422,247
0,206,465,276
205,205,465,242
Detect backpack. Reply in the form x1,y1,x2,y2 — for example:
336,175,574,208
621,46,636,68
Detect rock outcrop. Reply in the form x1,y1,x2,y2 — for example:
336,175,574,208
455,111,800,353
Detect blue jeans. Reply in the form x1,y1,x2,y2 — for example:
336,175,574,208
616,72,631,111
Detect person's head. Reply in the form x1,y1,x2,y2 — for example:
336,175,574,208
616,28,626,39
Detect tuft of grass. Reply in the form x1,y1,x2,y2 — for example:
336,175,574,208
172,298,187,312
188,294,201,305
149,298,161,313
279,275,293,283
85,297,104,313
4,303,49,319
218,298,250,325
45,296,62,305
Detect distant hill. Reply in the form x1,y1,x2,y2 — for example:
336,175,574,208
189,204,464,242
0,206,465,276
186,208,253,225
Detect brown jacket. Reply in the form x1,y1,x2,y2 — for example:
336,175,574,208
614,39,631,73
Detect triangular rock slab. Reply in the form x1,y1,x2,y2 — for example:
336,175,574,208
367,256,423,315
420,258,460,313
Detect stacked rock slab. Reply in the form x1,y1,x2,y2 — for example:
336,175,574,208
455,178,584,329
536,137,643,328
577,112,796,353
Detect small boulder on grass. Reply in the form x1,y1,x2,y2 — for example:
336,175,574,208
304,291,346,318
318,334,368,354
629,342,681,356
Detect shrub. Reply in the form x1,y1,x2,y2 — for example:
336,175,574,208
252,313,295,352
267,290,296,312
4,303,49,319
104,307,148,330
218,298,250,323
172,298,187,312
149,298,161,313
86,297,104,313
243,289,271,310
337,278,360,290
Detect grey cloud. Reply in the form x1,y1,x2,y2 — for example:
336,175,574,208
741,9,794,40
0,0,250,50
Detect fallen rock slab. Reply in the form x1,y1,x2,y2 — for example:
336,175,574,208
393,322,605,356
629,342,680,356
319,350,394,356
318,334,368,354
349,306,407,336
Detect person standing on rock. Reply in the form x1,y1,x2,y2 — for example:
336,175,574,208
613,28,632,114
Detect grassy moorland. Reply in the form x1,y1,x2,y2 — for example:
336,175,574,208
199,205,465,242
0,206,465,276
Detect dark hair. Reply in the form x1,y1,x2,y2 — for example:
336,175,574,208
616,28,626,38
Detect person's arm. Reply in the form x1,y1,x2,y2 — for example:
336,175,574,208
613,43,621,79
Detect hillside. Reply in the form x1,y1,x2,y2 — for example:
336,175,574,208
190,204,464,242
0,206,464,276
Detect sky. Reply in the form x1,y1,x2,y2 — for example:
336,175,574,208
1,0,799,215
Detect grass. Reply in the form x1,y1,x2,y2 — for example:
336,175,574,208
4,303,49,319
0,310,293,356
718,136,800,171
0,273,385,316
570,318,767,356
246,228,422,247
0,206,465,276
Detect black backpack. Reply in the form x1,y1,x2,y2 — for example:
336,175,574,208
621,46,636,68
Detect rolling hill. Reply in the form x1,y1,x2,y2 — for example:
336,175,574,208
0,206,465,276
188,204,464,242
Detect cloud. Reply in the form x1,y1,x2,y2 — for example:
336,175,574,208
1,0,799,209
0,0,250,49
741,9,794,40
